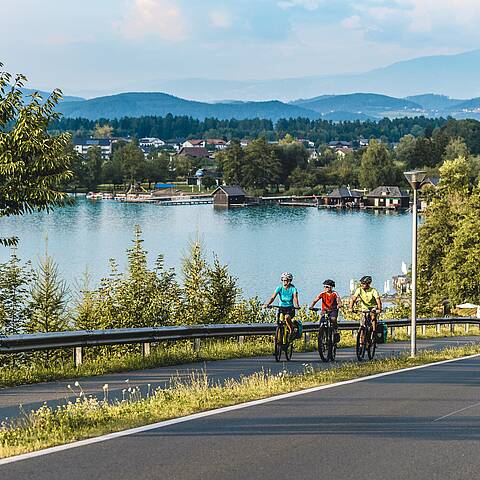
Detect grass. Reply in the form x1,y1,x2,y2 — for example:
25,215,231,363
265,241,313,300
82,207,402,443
1,324,479,389
1,342,480,459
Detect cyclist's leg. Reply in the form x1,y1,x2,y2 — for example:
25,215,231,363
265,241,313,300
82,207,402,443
359,314,366,344
370,310,377,340
331,311,340,342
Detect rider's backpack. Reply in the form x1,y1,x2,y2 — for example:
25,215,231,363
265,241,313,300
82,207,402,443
293,320,303,339
375,321,387,344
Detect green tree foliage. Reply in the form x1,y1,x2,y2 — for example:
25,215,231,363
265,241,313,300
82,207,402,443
26,251,69,334
75,226,180,330
93,123,113,138
217,139,244,185
443,137,469,161
0,63,73,245
418,156,480,310
86,145,103,189
181,240,209,324
358,140,396,189
205,255,241,324
0,250,32,335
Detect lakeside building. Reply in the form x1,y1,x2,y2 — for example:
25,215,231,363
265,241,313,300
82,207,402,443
182,139,206,148
212,185,247,207
365,186,410,209
323,187,363,207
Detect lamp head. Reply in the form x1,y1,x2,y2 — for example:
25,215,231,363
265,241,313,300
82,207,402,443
404,170,427,190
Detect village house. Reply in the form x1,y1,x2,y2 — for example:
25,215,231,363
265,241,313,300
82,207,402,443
182,139,206,148
73,138,113,159
206,139,228,150
139,137,166,149
365,186,410,209
176,146,211,159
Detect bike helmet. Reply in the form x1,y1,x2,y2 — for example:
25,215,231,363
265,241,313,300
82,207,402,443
360,275,372,285
280,272,293,281
323,279,335,287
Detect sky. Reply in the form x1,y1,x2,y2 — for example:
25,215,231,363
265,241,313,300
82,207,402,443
1,0,480,97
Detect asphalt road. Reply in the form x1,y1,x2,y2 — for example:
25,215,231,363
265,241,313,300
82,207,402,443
2,354,480,479
0,336,478,421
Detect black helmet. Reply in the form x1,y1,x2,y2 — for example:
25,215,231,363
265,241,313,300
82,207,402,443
360,275,372,285
323,279,335,287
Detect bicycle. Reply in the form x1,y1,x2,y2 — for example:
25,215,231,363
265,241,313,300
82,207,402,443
268,306,299,362
310,307,338,362
354,308,379,361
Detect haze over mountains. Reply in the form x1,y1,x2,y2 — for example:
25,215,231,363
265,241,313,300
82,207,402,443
127,49,480,102
22,48,480,122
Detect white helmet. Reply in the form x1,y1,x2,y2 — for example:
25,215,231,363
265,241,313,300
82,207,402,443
281,272,293,281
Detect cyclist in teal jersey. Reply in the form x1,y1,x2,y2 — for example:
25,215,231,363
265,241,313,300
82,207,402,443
264,272,300,333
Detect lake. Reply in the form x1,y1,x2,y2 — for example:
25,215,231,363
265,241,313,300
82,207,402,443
0,197,411,303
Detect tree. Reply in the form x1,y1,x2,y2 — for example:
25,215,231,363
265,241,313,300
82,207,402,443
26,251,69,334
443,137,470,161
111,141,146,186
0,249,32,335
417,157,474,310
86,145,103,189
395,134,418,168
218,140,244,185
205,255,241,323
243,138,280,190
181,240,209,324
358,140,396,189
93,123,113,138
0,63,73,245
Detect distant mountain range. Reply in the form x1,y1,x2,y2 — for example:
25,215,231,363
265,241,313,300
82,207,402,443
127,49,480,101
52,91,480,122
20,88,85,103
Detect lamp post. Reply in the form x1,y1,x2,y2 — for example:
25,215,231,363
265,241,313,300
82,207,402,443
404,170,427,357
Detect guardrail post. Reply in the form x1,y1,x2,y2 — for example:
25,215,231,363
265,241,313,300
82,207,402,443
422,325,426,336
407,326,411,336
390,326,395,339
304,332,310,346
465,323,469,333
450,323,455,333
194,338,201,352
238,335,244,345
142,342,151,357
436,323,441,334
74,347,83,367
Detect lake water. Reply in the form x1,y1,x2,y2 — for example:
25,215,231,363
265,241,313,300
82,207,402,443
0,198,411,303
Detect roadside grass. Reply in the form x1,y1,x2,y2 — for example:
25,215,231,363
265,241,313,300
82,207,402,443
2,343,480,459
1,325,479,389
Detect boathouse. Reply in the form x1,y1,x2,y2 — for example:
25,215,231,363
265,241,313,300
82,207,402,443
323,187,363,207
211,186,247,207
365,186,409,209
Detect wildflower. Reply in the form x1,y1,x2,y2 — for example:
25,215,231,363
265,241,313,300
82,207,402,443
103,384,109,390
74,381,80,387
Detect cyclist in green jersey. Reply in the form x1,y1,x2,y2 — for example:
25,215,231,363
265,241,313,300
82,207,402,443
349,275,382,342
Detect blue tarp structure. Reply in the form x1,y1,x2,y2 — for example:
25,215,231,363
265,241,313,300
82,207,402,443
155,183,175,189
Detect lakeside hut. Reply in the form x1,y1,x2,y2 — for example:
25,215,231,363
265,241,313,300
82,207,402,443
365,186,409,209
323,187,363,207
211,185,247,207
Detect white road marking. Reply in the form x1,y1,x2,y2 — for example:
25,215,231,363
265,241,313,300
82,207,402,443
432,400,480,422
1,353,479,466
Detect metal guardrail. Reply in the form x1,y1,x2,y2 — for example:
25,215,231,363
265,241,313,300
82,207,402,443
0,317,479,364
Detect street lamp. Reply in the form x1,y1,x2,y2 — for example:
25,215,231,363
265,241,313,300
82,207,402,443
404,170,427,357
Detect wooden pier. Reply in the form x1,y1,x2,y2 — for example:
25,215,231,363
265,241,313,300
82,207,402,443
156,198,213,206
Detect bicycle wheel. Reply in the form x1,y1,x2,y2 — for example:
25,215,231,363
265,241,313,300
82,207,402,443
329,330,337,361
356,327,366,361
317,325,329,362
274,326,283,362
367,328,376,360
